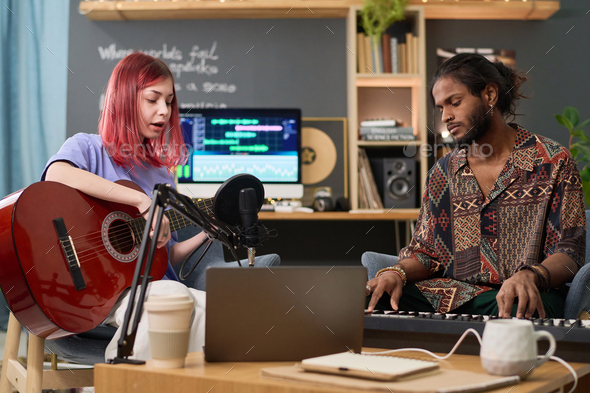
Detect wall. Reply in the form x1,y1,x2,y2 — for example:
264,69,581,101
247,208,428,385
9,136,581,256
66,1,347,137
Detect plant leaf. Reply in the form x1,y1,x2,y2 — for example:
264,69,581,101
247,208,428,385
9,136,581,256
582,181,590,208
555,114,573,131
571,147,579,159
578,118,590,130
571,143,590,164
571,129,590,142
563,107,579,127
580,168,590,183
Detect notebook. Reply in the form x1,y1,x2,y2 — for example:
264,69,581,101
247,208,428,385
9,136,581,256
300,352,440,381
204,266,367,362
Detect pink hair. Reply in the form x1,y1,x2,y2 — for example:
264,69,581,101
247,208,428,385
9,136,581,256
99,52,187,169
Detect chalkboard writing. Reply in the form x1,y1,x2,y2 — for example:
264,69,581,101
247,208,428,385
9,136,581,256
66,1,347,138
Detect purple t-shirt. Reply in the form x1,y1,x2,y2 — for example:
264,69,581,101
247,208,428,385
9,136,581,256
41,133,180,281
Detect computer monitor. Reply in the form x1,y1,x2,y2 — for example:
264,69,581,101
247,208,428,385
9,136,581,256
176,108,303,199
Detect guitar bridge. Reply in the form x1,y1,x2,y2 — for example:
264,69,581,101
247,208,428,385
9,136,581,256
53,217,86,291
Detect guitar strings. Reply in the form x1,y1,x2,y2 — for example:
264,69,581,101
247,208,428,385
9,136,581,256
70,207,210,261
60,198,214,263
69,199,212,243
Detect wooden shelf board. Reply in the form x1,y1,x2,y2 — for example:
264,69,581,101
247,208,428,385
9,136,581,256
79,0,360,20
79,1,559,21
259,210,419,220
419,1,560,20
356,74,422,88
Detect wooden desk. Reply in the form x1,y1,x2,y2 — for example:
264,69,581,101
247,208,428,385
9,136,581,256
95,350,590,393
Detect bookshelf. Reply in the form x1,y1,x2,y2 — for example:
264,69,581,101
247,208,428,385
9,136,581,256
346,6,427,213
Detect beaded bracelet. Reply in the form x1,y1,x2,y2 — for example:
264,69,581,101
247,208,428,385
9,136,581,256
530,265,550,293
376,266,407,286
537,264,552,289
516,264,550,293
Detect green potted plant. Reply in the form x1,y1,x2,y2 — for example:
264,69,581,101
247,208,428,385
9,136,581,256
556,106,590,206
360,0,407,38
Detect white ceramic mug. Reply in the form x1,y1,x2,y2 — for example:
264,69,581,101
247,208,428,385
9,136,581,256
144,294,194,368
480,319,556,379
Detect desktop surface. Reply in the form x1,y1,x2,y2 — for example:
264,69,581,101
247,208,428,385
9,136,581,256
94,349,590,393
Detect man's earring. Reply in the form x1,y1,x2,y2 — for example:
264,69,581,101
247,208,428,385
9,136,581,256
490,104,494,117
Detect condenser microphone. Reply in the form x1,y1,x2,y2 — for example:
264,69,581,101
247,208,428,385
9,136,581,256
239,188,259,266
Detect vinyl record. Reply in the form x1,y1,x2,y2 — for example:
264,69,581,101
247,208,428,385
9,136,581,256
301,127,337,185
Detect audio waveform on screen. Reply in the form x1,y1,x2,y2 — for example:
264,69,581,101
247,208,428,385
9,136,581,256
229,145,269,153
224,131,257,138
203,139,239,145
234,125,283,132
211,118,259,126
194,164,297,180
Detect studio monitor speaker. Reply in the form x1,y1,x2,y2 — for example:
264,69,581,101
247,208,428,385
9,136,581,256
369,157,417,209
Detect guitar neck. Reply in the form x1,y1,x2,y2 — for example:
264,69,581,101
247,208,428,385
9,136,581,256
132,197,214,236
166,198,214,232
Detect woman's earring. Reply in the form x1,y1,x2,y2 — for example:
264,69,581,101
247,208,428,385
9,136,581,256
490,104,494,117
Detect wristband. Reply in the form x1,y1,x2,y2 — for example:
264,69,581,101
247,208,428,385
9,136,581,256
376,266,407,286
517,265,549,293
530,265,550,293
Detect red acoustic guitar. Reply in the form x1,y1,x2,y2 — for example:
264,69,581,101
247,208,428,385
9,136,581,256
0,180,211,339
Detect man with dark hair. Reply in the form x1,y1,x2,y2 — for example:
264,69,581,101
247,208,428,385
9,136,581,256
365,53,585,319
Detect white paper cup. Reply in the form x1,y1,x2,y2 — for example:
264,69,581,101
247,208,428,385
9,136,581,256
144,294,194,368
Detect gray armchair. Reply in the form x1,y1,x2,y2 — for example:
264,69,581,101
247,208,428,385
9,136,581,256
45,226,280,364
361,210,590,320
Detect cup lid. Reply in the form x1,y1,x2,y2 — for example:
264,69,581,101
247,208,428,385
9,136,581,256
145,295,194,312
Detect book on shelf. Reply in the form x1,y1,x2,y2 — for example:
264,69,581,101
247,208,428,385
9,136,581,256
398,42,406,73
382,34,392,73
361,133,417,141
360,119,398,127
390,37,398,74
412,34,419,74
356,33,366,73
364,35,373,73
360,126,412,134
405,32,413,74
358,148,384,209
356,31,416,74
371,36,382,74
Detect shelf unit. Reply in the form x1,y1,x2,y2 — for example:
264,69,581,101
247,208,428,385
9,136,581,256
346,6,427,213
79,1,559,21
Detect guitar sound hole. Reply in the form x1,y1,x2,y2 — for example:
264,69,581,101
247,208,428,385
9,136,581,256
108,220,135,254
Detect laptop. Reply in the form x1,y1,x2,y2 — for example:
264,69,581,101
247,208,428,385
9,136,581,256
204,266,367,362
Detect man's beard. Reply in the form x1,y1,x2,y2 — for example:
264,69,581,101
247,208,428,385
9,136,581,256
453,101,491,148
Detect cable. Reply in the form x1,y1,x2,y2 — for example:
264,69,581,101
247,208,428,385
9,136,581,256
178,236,213,281
361,328,482,360
550,355,577,393
362,328,578,393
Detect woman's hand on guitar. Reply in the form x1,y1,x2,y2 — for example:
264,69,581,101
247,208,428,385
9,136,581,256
138,195,171,248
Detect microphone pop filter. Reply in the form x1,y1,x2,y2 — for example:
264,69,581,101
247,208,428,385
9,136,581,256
213,174,264,226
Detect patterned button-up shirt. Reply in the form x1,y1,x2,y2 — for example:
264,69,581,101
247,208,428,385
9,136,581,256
399,125,586,313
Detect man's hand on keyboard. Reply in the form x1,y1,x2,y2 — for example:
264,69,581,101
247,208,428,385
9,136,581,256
366,272,404,312
496,269,546,319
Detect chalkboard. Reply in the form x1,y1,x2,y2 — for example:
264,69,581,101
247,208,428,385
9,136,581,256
66,2,347,138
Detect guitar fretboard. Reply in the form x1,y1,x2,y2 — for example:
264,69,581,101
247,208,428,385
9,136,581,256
128,198,214,239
